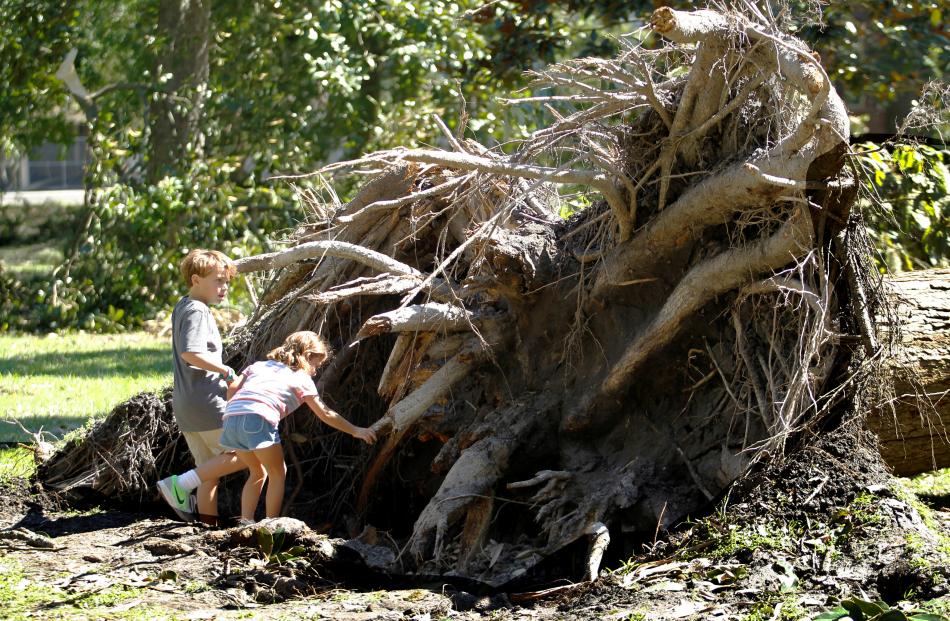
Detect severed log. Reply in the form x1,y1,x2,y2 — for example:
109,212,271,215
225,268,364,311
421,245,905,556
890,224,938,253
869,269,950,476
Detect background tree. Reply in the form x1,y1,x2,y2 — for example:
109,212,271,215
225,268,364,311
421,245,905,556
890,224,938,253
0,1,78,169
147,0,211,182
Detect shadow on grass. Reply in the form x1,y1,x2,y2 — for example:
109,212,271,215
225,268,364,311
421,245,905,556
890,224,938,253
0,347,171,378
0,416,95,443
916,492,950,511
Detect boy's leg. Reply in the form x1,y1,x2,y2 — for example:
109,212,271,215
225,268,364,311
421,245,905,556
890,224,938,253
234,450,266,522
255,444,287,519
156,475,196,521
183,429,245,521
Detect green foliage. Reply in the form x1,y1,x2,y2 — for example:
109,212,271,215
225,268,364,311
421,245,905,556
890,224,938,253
792,1,948,131
814,597,949,621
256,527,307,566
0,447,36,483
0,1,79,155
73,171,298,322
64,0,618,181
858,143,950,271
0,168,301,332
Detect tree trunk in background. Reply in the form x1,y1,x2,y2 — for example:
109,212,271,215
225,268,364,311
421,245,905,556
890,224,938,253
871,269,950,476
147,0,211,182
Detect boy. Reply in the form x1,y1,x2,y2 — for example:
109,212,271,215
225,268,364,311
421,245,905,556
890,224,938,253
158,249,246,524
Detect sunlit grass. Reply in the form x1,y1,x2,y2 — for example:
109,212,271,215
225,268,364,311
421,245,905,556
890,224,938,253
904,468,950,498
0,557,174,621
0,332,172,442
0,447,35,483
0,241,64,279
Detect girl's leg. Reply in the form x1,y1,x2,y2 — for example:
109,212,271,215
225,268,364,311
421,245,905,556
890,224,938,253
234,449,266,521
254,444,287,518
196,452,246,522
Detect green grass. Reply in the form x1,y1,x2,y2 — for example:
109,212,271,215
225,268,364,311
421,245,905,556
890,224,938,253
0,332,172,443
904,468,950,498
0,241,64,279
0,556,176,621
0,446,36,483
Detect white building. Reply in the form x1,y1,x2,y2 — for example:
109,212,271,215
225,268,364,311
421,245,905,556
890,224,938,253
2,131,87,192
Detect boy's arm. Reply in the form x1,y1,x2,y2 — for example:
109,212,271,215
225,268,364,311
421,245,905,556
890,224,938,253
177,307,234,381
180,351,237,383
304,394,377,444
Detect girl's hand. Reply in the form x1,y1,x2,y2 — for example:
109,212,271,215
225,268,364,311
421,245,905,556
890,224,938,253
352,427,377,445
226,374,245,400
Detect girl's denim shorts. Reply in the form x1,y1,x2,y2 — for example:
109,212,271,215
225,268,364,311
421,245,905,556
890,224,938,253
219,414,281,451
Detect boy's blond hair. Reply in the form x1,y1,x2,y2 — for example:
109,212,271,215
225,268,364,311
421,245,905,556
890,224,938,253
268,331,331,375
180,249,237,286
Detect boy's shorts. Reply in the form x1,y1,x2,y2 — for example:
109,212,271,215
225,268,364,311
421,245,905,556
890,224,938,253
219,414,282,451
182,429,231,466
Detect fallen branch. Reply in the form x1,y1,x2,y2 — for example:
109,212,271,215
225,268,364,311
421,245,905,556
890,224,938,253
234,240,423,277
355,303,476,341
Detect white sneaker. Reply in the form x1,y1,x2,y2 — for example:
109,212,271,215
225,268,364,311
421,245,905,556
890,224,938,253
157,475,196,522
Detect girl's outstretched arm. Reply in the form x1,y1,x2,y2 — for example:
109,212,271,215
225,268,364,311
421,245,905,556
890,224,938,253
304,394,377,444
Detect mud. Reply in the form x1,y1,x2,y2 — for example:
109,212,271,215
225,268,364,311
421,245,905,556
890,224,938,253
3,452,949,621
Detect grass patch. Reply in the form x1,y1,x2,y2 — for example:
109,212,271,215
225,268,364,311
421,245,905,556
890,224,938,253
0,241,64,280
0,556,174,621
0,332,171,443
0,447,36,483
903,468,950,498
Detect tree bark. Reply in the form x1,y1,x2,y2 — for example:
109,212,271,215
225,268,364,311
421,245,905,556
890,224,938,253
870,268,950,476
147,0,211,182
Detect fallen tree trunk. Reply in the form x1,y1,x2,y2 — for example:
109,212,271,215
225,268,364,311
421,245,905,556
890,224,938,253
870,268,950,476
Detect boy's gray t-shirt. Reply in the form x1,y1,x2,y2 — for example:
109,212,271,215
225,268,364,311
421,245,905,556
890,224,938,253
171,296,227,432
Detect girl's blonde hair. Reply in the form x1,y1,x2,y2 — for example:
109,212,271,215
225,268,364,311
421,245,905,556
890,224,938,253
267,331,331,375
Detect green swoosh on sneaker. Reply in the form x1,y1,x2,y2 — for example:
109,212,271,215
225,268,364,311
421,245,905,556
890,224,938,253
173,481,187,506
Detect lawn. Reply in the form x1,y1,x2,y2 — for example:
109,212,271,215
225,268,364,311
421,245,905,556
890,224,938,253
0,200,72,280
0,332,172,443
0,241,64,280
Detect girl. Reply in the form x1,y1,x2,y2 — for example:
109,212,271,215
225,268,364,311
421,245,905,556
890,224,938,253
159,331,376,524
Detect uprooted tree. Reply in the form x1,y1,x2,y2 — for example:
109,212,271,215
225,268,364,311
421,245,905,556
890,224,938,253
37,6,949,587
